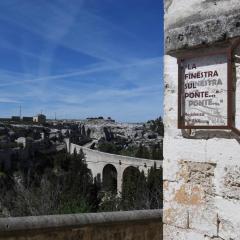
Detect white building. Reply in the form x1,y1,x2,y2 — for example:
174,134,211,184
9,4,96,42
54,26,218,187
33,114,46,124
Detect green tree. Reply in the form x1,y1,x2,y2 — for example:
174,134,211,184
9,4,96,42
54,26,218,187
149,116,164,136
151,143,163,160
136,144,150,159
136,144,144,158
147,163,163,209
58,149,94,214
98,141,118,154
121,167,147,210
99,192,121,212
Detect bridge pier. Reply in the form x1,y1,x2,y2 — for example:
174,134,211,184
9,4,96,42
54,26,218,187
117,167,124,194
64,139,163,194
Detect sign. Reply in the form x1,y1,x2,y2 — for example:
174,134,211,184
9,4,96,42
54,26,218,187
178,50,232,129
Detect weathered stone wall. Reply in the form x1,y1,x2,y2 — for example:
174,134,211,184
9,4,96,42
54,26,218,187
164,1,240,239
165,0,240,53
0,210,162,240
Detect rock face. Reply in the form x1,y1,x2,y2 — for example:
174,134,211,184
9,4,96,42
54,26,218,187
83,119,163,148
164,1,240,239
83,120,141,140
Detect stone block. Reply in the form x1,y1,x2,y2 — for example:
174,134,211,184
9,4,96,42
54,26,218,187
164,56,178,83
164,138,207,162
204,237,223,240
215,164,240,200
165,0,240,52
164,160,216,202
163,224,205,240
163,201,189,229
163,159,179,181
163,128,182,139
177,160,216,197
164,179,205,206
163,180,179,203
206,138,240,164
173,183,205,206
164,93,177,112
216,197,240,239
189,204,218,237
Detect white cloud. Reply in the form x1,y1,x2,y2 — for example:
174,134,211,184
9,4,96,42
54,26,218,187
0,98,21,103
0,1,163,121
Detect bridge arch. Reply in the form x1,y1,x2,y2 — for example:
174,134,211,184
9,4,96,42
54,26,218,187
65,140,163,194
121,166,143,208
102,164,117,193
122,166,141,192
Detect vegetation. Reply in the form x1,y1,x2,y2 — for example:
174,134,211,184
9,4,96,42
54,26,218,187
0,142,19,149
98,141,163,160
147,116,164,136
121,163,163,210
0,149,162,217
0,150,98,216
0,116,163,216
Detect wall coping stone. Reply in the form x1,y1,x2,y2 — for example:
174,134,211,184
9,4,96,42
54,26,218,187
164,0,240,53
0,210,162,234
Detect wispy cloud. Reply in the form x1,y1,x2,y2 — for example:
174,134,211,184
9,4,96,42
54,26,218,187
0,0,163,121
0,98,21,104
0,57,162,87
0,0,142,64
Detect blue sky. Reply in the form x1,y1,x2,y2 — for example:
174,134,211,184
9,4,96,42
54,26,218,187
0,0,164,122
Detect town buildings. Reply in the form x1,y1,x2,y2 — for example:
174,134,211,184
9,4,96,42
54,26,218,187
33,114,46,124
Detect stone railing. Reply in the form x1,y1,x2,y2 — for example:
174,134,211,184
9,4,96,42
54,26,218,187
0,209,162,240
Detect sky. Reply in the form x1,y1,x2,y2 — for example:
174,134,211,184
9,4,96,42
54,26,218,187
0,0,164,122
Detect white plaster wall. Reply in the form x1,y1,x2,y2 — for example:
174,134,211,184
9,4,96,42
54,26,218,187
163,54,240,239
234,46,240,130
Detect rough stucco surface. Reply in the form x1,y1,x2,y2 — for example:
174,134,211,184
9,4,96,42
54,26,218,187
163,44,240,239
165,0,240,53
163,2,240,237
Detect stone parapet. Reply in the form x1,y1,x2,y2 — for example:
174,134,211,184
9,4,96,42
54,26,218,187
0,210,163,240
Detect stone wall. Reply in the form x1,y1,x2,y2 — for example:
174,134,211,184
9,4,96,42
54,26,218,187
0,210,162,240
163,1,240,239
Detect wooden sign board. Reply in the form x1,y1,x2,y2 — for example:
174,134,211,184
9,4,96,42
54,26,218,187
178,49,232,129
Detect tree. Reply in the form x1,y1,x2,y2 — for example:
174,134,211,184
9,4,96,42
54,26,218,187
151,143,163,160
98,192,121,212
82,125,86,136
149,116,164,136
0,149,102,216
136,144,144,158
136,144,150,159
142,146,150,159
134,171,149,209
86,128,91,137
121,167,147,210
98,141,118,154
147,164,163,209
88,176,101,212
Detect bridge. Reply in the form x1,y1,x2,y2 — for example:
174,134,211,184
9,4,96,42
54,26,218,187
64,139,163,193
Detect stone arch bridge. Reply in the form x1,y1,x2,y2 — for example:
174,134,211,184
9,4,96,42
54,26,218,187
64,139,162,193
